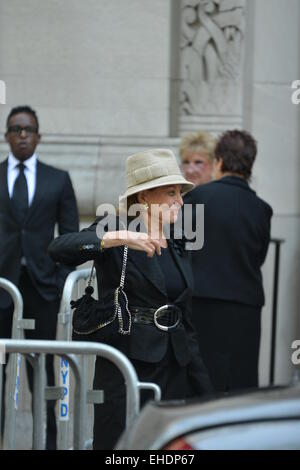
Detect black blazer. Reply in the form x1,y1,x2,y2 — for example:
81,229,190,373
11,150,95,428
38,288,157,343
0,158,79,307
48,216,212,393
183,176,273,307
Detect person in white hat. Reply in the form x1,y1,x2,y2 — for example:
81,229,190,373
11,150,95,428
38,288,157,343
49,148,213,450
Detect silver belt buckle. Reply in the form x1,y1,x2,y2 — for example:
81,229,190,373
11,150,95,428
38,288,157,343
153,305,181,332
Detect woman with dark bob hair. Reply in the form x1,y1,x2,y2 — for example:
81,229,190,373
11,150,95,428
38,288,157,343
49,149,213,449
184,130,273,393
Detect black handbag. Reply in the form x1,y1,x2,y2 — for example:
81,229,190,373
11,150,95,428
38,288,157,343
71,245,132,343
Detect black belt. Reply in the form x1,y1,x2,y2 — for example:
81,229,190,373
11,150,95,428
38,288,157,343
130,305,182,332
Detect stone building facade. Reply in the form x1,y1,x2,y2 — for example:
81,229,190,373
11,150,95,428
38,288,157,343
0,0,299,386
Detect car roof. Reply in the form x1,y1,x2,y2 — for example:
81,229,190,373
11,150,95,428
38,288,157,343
116,384,300,450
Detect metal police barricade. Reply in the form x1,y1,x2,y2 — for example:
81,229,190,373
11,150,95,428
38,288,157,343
0,339,161,450
58,267,97,342
57,267,97,449
0,278,35,450
58,268,162,450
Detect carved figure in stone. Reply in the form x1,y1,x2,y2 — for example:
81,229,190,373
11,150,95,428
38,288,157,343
180,0,245,115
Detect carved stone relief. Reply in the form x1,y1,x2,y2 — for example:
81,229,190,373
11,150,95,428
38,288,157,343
179,0,246,130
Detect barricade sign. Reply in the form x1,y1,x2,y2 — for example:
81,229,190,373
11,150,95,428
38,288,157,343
60,357,70,421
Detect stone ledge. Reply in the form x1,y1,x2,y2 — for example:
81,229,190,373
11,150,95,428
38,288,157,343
0,135,181,216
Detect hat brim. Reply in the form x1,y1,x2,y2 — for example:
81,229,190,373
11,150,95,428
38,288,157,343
119,175,194,201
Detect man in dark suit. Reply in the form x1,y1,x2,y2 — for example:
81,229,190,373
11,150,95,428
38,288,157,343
184,130,273,393
0,105,79,449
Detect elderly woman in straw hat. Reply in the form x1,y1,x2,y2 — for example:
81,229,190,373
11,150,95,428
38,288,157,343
49,149,212,450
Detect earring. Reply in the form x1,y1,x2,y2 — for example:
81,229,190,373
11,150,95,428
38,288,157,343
143,203,149,211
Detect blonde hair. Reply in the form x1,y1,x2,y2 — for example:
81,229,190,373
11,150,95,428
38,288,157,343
179,131,216,163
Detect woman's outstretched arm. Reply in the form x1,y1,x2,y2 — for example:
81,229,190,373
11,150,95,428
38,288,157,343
48,218,104,266
48,216,162,266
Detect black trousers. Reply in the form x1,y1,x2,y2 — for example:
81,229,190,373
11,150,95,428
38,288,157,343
192,298,261,393
0,267,59,449
92,341,193,450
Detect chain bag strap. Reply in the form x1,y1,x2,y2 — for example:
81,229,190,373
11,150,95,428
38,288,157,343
114,245,132,335
87,261,95,287
71,245,132,338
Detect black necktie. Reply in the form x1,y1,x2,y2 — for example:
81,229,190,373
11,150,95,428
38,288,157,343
12,163,29,224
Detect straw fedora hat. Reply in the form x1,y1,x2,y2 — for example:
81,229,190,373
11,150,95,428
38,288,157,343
120,148,194,200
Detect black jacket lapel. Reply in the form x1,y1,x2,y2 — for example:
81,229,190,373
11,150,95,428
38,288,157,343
122,216,192,297
128,248,167,297
168,240,193,291
128,239,193,297
0,160,10,205
24,160,45,224
124,216,167,296
0,159,19,224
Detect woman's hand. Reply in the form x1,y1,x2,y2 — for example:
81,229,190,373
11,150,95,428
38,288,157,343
103,230,161,257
